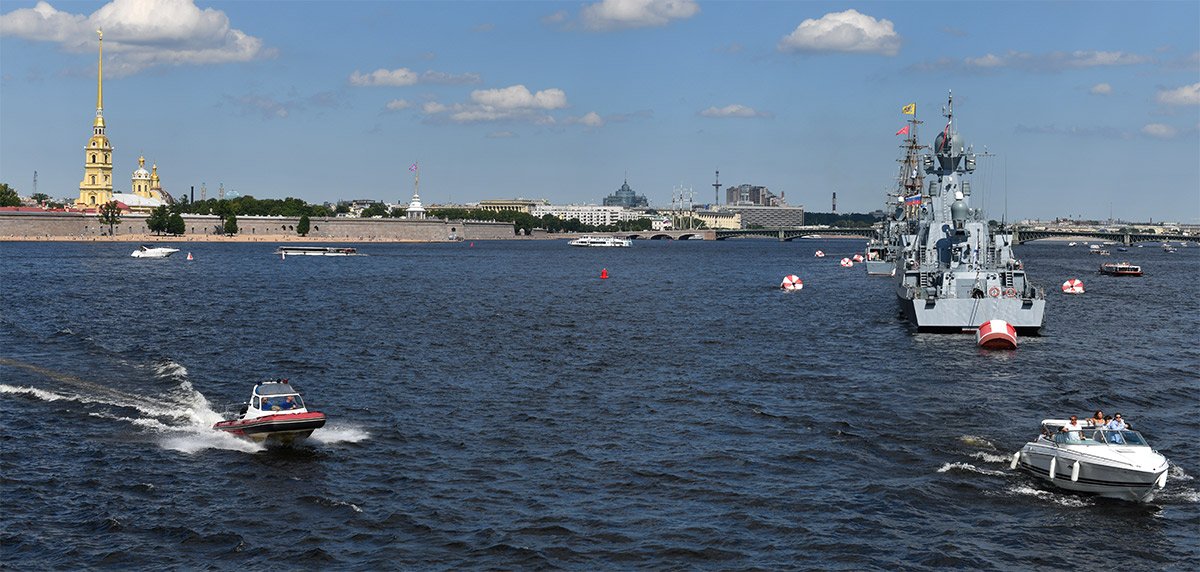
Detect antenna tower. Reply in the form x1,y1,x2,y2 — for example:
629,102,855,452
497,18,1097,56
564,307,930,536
712,170,721,207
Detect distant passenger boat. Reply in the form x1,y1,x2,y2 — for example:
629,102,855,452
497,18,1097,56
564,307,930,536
568,236,631,247
1099,262,1142,276
275,246,361,256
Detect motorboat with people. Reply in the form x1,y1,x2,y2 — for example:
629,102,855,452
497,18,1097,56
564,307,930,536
1010,417,1169,502
131,245,180,258
212,379,326,444
275,246,361,257
568,235,632,247
1099,262,1142,276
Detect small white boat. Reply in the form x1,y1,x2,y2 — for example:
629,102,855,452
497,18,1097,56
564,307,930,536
1011,418,1169,502
568,235,632,248
275,246,361,256
1067,242,1076,247
131,245,180,258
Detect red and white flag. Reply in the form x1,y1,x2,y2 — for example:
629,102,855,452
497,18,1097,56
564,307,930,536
895,125,910,136
409,162,418,172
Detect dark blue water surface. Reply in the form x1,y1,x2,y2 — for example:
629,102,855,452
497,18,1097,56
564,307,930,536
2,238,1198,570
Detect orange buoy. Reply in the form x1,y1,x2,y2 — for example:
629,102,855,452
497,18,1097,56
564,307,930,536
186,252,193,260
840,258,853,268
1061,278,1084,294
600,268,608,279
976,319,1017,350
852,253,864,263
780,275,803,291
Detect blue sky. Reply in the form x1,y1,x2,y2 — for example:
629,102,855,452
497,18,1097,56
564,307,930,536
2,0,1198,221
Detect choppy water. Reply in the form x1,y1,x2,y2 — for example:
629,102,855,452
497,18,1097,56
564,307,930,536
2,239,1198,570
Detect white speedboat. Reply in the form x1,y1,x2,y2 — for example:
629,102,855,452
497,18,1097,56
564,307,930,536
1010,418,1169,502
131,245,180,258
568,235,631,247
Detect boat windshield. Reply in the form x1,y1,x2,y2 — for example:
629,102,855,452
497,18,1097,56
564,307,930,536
259,394,304,411
1053,429,1147,446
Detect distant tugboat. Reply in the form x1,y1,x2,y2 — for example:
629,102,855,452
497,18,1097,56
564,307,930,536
865,106,925,276
893,92,1046,334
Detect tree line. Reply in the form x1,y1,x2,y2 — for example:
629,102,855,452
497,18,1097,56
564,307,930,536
428,208,655,235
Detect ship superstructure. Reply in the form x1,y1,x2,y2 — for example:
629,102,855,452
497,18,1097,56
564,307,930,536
865,107,925,276
893,92,1045,333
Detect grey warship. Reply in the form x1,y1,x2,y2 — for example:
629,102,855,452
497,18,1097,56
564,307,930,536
893,92,1046,333
865,109,925,276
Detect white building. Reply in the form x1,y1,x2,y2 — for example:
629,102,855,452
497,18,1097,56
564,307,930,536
532,204,644,227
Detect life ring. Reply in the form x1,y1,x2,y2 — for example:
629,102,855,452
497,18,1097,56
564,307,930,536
988,287,1000,298
1004,287,1017,298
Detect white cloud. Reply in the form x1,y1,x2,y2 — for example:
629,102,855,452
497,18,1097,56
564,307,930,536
421,85,569,124
963,50,1149,70
581,0,699,31
351,68,418,86
1141,123,1177,138
349,68,479,87
385,99,410,111
0,0,270,75
565,112,604,127
778,10,901,56
1089,83,1112,95
1156,83,1200,106
965,54,1005,68
485,131,516,139
699,104,770,118
470,85,566,110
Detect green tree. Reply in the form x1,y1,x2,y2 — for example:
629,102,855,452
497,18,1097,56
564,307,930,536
31,192,50,205
146,205,169,234
335,203,350,215
360,203,389,218
98,201,122,235
223,212,239,235
167,213,186,235
0,183,20,207
297,214,310,236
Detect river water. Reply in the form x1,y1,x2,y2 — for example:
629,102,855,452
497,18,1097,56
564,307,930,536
2,239,1197,570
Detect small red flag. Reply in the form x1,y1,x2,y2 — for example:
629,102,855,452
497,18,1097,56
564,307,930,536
895,125,910,136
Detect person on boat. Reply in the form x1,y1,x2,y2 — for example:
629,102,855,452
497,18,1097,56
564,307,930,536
1060,415,1084,441
280,396,299,410
1088,410,1105,427
1107,413,1128,431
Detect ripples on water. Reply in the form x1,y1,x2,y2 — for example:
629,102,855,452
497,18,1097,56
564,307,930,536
1,239,1198,569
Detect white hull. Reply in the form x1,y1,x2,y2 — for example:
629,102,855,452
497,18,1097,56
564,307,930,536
131,247,179,258
1016,443,1167,502
897,292,1045,333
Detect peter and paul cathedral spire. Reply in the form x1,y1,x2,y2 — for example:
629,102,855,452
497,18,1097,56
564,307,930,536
77,28,114,208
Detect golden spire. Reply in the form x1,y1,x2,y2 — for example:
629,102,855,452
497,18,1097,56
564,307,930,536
94,28,105,128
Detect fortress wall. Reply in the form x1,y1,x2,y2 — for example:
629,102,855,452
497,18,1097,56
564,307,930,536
0,212,515,241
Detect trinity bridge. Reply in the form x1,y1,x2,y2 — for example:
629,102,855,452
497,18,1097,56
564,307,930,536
605,226,1192,244
614,227,876,241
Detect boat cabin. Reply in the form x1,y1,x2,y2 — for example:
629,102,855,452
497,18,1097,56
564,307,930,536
246,380,308,418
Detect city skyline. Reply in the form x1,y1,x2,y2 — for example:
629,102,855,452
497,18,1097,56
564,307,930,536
1,0,1198,221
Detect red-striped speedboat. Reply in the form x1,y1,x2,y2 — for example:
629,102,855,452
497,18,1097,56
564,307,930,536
213,379,326,444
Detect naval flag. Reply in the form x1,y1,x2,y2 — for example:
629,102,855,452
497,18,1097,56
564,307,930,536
904,194,922,205
409,162,419,172
895,125,910,136
902,103,916,115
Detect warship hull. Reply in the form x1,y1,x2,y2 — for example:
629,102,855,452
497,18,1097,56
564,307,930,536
897,293,1045,334
865,260,895,276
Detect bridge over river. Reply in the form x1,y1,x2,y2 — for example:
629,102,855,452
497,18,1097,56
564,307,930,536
614,227,876,241
1010,227,1193,245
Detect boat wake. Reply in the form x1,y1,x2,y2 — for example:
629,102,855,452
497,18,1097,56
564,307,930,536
1005,485,1095,507
310,424,370,444
937,461,1008,477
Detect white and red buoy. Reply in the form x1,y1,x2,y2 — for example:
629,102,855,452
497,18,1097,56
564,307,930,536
814,250,825,258
780,275,803,291
1061,278,1085,294
852,253,864,263
976,319,1018,350
186,252,193,261
840,257,853,268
